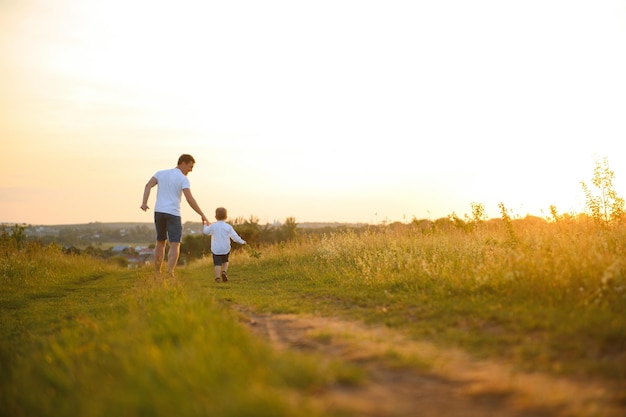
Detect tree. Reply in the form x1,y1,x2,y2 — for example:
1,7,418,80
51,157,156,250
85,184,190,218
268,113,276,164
233,216,262,244
181,234,211,261
581,156,625,226
1,224,27,252
282,217,298,241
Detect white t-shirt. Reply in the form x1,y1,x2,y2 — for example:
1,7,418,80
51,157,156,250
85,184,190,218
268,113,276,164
203,221,246,255
153,168,190,216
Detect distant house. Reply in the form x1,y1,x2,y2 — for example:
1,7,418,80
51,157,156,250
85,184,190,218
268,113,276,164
136,247,153,256
126,256,141,268
111,245,153,267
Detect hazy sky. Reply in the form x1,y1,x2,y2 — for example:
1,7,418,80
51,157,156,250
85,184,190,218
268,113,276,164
1,0,625,225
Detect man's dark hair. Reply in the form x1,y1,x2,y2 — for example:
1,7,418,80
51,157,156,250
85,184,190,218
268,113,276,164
178,154,196,165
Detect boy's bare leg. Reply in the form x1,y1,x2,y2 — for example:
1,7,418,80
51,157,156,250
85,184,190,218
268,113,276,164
221,262,229,281
214,265,221,281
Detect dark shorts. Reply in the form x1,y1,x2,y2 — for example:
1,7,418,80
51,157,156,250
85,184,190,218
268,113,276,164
154,212,182,243
212,252,230,266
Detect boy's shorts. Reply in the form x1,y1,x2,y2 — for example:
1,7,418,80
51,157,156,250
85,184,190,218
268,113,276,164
154,212,183,243
212,252,230,266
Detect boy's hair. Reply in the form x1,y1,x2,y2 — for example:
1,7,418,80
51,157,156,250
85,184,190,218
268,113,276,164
215,207,228,221
177,154,196,165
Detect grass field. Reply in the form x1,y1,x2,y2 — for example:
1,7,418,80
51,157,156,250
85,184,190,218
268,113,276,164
0,242,358,417
1,216,625,416
213,218,626,383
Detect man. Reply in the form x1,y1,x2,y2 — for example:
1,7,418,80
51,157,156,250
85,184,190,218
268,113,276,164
140,154,208,277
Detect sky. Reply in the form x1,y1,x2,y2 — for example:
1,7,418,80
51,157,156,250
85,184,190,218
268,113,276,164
1,0,625,225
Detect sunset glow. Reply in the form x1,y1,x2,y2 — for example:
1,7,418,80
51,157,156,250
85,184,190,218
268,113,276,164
1,0,625,225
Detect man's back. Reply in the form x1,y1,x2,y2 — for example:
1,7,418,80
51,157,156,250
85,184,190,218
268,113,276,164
153,168,190,216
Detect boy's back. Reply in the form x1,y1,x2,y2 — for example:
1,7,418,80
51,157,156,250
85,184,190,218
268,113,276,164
203,221,245,255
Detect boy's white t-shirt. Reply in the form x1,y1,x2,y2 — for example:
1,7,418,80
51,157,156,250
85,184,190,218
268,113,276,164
203,221,246,255
153,168,190,216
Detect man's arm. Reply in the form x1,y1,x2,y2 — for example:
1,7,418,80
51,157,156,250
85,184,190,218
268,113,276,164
140,177,158,211
183,188,208,224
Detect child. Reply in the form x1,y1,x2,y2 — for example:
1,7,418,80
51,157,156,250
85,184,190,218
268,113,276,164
203,207,246,283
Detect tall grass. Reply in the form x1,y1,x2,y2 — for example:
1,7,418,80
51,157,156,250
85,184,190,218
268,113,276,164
0,240,358,417
2,216,625,415
0,241,116,292
213,216,626,383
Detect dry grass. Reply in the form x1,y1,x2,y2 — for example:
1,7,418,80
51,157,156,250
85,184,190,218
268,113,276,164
216,216,626,384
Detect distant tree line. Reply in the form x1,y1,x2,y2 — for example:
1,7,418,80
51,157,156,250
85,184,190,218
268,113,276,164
180,217,299,261
27,224,156,246
5,156,624,265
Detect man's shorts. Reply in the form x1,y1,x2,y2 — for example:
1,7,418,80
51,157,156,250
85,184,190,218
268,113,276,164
154,212,183,243
212,252,230,266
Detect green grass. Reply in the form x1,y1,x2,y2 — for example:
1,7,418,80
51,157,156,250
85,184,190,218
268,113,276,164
0,244,358,417
202,220,626,384
2,218,625,416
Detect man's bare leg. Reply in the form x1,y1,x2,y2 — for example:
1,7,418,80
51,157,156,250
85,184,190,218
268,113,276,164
154,240,166,276
167,242,181,277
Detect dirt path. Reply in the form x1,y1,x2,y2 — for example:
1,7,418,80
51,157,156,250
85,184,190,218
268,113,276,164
237,309,624,417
